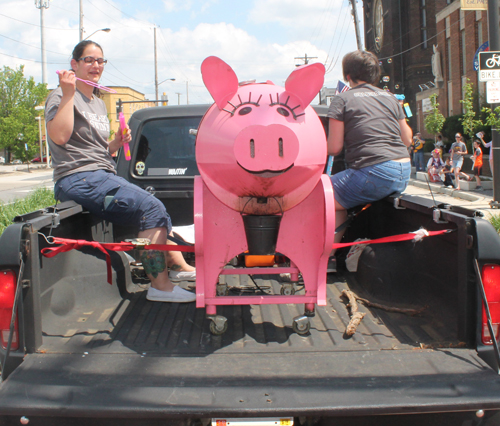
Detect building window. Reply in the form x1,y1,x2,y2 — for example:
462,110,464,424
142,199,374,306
421,0,428,49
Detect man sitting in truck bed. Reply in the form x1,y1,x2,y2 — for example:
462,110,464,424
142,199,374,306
45,40,196,303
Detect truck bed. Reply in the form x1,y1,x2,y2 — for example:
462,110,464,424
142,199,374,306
38,272,458,356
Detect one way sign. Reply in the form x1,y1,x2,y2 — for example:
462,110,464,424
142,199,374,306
479,51,500,81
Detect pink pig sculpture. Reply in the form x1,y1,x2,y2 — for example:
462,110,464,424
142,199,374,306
194,56,336,335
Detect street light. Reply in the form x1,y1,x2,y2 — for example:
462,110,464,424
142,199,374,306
156,78,175,105
158,78,176,86
83,28,111,41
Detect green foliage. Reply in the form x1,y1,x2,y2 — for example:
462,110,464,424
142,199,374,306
424,94,445,138
424,139,435,152
0,188,55,235
442,114,464,141
0,66,48,163
459,80,481,141
482,105,500,130
490,214,500,235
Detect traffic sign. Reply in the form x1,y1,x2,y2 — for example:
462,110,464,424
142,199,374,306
487,80,500,104
479,51,500,81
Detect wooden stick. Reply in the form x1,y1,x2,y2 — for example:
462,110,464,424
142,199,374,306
341,289,366,336
355,295,426,316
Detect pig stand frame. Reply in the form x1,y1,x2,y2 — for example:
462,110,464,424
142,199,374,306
194,175,336,335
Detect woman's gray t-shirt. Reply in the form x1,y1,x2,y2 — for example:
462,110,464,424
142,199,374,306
327,83,409,169
45,87,116,181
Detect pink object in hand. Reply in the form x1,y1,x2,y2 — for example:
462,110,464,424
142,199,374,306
194,56,336,330
55,70,117,93
119,112,131,161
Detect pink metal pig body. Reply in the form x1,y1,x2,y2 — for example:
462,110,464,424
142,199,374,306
194,56,336,334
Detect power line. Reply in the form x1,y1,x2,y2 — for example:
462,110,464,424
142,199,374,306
0,33,68,56
0,13,76,30
0,51,67,65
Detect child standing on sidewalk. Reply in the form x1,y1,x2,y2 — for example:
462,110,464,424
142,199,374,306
472,139,484,191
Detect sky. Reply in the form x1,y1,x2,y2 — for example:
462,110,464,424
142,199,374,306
0,0,363,105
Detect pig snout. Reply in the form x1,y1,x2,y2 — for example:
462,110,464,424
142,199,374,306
233,124,300,173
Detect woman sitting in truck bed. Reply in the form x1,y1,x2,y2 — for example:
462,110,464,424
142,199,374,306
45,40,196,303
327,50,413,246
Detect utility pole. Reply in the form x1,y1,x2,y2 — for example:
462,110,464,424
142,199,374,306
349,0,363,51
186,81,189,105
294,54,318,66
34,0,50,85
79,0,84,41
176,92,181,105
154,27,159,102
488,0,500,206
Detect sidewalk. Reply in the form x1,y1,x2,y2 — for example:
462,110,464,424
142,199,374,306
405,176,497,219
0,164,50,174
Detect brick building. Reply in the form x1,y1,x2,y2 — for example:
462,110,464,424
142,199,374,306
362,0,452,131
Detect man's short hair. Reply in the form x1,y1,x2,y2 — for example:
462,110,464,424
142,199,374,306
342,50,381,85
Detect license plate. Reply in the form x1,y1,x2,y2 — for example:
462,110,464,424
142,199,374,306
212,418,293,426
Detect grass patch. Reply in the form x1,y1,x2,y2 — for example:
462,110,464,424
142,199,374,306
490,214,500,235
0,187,56,235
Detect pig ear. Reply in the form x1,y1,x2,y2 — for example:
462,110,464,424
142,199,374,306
201,56,239,110
284,63,325,108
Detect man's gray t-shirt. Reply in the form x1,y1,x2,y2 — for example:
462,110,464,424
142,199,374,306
450,141,467,162
45,87,116,181
327,83,409,169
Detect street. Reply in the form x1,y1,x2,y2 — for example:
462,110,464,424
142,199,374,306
0,165,53,203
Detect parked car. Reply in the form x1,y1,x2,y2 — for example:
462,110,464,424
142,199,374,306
12,159,22,164
31,156,50,163
0,157,5,164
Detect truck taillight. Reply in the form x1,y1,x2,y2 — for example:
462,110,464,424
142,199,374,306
482,264,500,345
0,271,18,350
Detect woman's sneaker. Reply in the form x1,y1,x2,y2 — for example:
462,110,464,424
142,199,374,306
169,269,196,282
476,186,484,191
146,286,196,303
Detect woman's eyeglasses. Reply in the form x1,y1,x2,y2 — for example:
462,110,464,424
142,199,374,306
78,56,107,65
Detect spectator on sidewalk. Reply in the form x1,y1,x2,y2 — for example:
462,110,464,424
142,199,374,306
412,132,425,172
450,133,469,190
478,131,493,178
442,158,455,188
472,139,484,191
426,149,445,183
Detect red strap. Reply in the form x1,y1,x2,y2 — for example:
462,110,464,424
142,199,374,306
41,230,449,285
41,238,194,285
332,229,449,249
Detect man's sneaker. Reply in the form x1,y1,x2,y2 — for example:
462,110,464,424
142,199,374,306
169,269,196,282
476,186,484,191
146,286,196,303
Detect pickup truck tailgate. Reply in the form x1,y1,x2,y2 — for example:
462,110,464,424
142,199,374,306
0,348,500,419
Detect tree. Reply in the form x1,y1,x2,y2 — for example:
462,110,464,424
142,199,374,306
0,66,48,164
424,93,445,142
459,79,482,144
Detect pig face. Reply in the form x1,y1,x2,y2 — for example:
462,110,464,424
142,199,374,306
197,56,327,214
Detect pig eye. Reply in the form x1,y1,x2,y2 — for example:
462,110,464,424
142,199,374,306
239,107,252,116
277,107,290,117
269,93,305,120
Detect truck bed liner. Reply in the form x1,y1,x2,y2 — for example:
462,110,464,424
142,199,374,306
39,274,458,356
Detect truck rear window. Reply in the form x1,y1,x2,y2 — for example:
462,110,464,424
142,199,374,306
134,116,201,177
